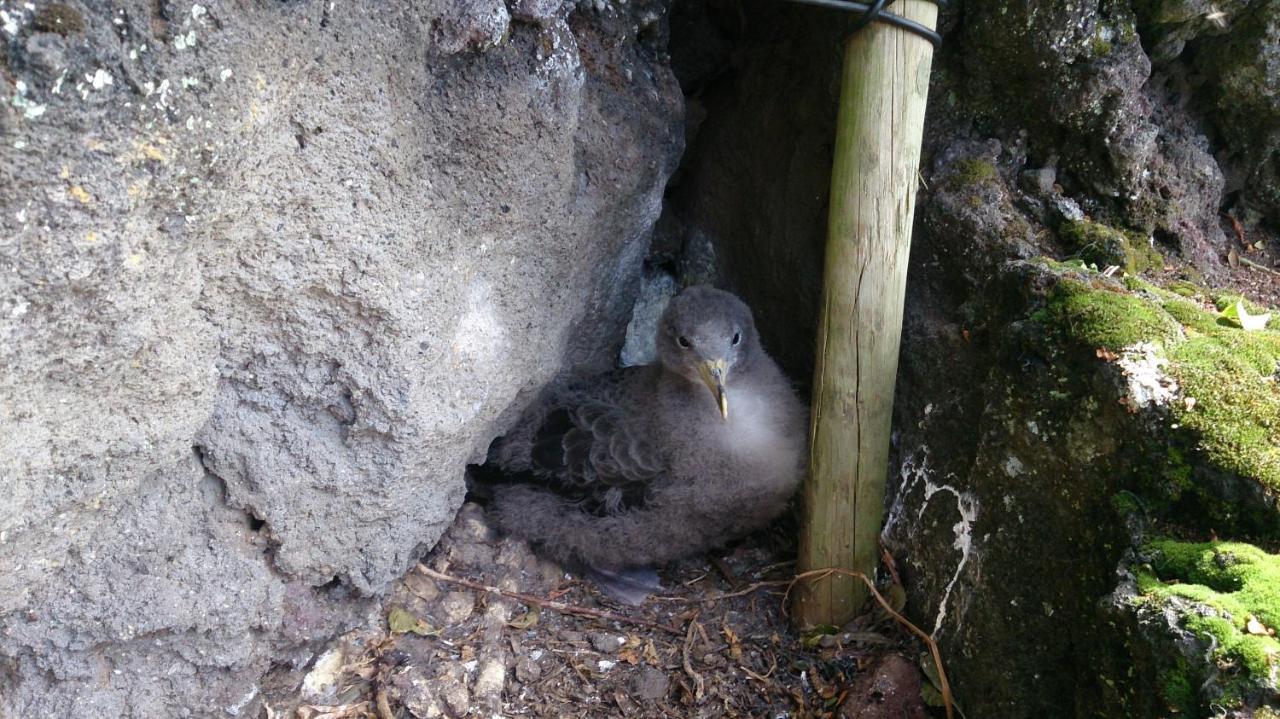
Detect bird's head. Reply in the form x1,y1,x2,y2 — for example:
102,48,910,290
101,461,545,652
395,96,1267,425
656,286,759,421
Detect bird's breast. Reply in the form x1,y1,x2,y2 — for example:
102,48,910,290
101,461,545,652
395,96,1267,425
716,388,804,480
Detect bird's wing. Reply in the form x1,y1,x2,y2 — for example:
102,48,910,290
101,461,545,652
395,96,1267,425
520,372,665,515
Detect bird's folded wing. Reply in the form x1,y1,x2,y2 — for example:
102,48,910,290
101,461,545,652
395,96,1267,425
526,398,664,516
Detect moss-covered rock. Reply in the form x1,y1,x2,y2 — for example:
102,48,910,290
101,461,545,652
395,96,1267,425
1136,539,1280,706
944,158,998,191
1044,278,1182,350
1058,219,1165,275
1036,275,1280,493
887,258,1280,716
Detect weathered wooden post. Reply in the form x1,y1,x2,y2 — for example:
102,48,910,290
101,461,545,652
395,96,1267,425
794,0,939,627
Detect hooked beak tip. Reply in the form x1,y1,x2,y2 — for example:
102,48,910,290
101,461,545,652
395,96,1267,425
697,359,730,421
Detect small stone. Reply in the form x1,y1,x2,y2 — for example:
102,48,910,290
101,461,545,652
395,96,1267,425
1019,166,1056,195
1047,194,1085,223
510,0,562,23
403,572,440,602
631,666,669,701
495,539,538,569
473,658,506,704
300,647,344,701
515,656,542,682
446,541,496,568
433,0,511,55
559,629,585,643
590,632,626,653
436,591,475,624
440,677,470,718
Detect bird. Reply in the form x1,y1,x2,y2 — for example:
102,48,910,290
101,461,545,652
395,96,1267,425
470,285,807,604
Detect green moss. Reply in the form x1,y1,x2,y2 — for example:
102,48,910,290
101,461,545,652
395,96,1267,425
1167,280,1204,299
1044,280,1182,350
1142,539,1280,682
1159,297,1222,334
945,158,998,191
1092,36,1114,56
1059,220,1163,275
1111,491,1142,517
1158,665,1195,713
1032,263,1279,530
1168,337,1280,492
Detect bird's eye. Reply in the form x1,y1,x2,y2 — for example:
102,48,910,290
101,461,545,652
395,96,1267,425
677,336,691,349
731,331,741,346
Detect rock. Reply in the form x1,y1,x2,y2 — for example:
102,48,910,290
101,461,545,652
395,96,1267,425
631,666,670,701
403,573,442,604
1178,0,1280,224
839,654,926,719
590,632,627,653
620,268,680,367
921,143,1047,290
510,0,564,24
440,671,471,718
437,591,477,625
884,260,1280,716
447,541,498,569
559,629,586,643
1019,166,1057,195
472,658,507,707
514,656,542,683
431,0,512,54
0,0,682,714
301,647,346,702
957,0,1231,279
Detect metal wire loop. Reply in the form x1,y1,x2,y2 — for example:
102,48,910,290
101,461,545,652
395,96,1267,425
785,0,943,47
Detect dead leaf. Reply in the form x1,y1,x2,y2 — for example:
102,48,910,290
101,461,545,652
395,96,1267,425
885,580,908,613
508,606,540,630
1183,397,1197,411
1096,347,1120,362
643,639,660,666
722,623,743,661
387,606,441,636
1228,247,1241,268
1225,212,1246,244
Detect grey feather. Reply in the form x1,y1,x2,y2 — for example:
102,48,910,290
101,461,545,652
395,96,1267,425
478,285,808,575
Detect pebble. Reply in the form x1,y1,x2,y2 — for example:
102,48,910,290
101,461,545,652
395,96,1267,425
631,666,670,701
515,656,542,683
437,591,475,625
590,632,626,653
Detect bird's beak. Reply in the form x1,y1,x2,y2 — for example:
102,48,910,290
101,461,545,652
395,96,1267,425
696,359,730,420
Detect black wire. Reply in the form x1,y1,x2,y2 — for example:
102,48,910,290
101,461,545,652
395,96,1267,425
784,0,943,47
847,0,890,35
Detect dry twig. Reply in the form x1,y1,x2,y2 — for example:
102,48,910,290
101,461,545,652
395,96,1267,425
415,564,683,634
682,615,706,702
1241,255,1280,278
785,567,956,719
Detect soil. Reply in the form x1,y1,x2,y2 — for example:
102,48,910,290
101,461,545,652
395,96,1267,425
1220,217,1280,309
259,504,935,719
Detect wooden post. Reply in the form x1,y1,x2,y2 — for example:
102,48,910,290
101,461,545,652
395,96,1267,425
795,1,938,628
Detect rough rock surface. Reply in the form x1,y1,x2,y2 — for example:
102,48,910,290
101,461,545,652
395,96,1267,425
0,0,680,714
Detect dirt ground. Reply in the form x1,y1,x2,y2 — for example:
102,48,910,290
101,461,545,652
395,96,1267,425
1219,216,1280,309
258,503,936,719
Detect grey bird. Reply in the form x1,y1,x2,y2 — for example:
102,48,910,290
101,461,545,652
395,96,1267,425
471,286,807,604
